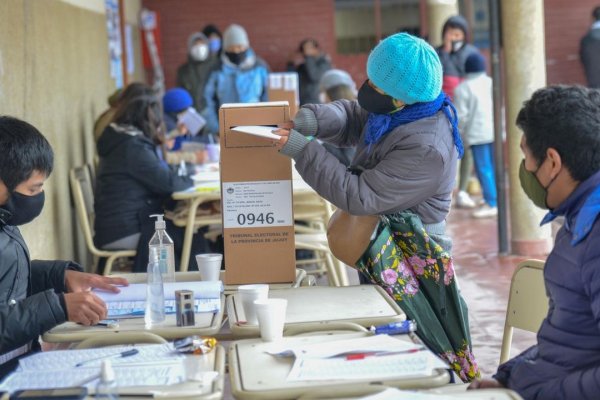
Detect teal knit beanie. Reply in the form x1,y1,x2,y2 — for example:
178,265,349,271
366,33,442,105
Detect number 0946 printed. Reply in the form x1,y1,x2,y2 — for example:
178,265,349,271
222,180,294,229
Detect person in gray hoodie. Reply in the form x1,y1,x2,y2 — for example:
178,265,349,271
176,32,220,112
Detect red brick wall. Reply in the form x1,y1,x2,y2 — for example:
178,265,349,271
141,0,597,92
142,0,339,89
544,0,597,85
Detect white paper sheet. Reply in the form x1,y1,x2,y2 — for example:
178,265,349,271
361,388,455,400
191,171,221,182
178,107,206,136
278,335,448,382
93,281,223,302
231,125,280,140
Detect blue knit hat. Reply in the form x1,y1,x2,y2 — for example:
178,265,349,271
366,33,442,105
163,88,193,113
465,52,486,73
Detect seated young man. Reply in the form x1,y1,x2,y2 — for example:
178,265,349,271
470,86,600,399
0,116,127,377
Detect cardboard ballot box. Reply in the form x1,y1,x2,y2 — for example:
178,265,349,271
219,101,296,285
268,72,299,118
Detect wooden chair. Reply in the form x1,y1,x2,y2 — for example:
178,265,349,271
499,259,548,364
70,165,136,275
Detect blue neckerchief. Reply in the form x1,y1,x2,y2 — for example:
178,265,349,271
364,92,464,158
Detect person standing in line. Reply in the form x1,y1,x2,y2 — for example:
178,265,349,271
176,32,220,113
288,38,332,105
203,24,270,134
202,24,223,57
454,52,497,218
436,15,480,209
580,6,600,88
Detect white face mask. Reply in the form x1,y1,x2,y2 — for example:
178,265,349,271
451,40,464,52
190,44,209,61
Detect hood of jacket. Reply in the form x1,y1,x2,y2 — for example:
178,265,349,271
97,123,149,157
442,15,470,40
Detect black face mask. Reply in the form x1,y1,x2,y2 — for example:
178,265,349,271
357,80,398,114
2,191,45,226
225,49,248,65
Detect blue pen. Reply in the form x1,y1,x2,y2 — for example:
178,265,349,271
75,348,139,367
370,320,417,335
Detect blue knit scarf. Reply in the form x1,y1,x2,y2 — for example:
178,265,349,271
364,92,464,158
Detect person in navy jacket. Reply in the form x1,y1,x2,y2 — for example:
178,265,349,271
470,85,600,399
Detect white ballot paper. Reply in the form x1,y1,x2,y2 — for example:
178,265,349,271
270,335,449,382
0,344,185,393
231,125,281,140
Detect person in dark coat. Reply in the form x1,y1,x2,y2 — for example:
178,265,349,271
176,32,220,112
0,116,127,378
580,6,600,88
288,38,332,105
94,83,209,272
469,86,600,400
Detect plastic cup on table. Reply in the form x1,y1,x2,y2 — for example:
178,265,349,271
254,298,288,342
195,253,222,281
237,284,269,325
205,144,220,163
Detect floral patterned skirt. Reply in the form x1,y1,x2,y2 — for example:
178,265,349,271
355,212,480,382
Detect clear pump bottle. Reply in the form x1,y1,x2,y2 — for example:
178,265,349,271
145,259,165,327
148,214,176,282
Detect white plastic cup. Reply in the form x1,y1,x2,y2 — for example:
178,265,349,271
205,144,220,163
195,253,222,281
238,284,269,325
254,298,288,342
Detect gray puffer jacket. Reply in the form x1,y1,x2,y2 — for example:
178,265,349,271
0,213,81,374
280,100,458,224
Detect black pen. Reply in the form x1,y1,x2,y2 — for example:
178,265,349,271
75,348,139,367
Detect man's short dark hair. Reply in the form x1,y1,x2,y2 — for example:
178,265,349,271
0,116,54,192
516,85,600,182
593,6,600,21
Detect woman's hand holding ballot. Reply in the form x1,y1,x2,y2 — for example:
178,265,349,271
271,121,295,149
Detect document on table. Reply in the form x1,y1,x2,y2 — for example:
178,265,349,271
231,125,281,140
93,281,223,318
0,344,185,393
277,335,449,381
361,388,455,400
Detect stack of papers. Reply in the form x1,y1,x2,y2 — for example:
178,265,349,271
94,281,223,318
269,335,449,382
0,344,185,393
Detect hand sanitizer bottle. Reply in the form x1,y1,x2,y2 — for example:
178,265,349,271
95,359,118,399
148,214,176,282
145,259,165,327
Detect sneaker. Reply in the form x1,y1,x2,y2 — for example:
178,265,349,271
473,205,498,218
456,191,476,208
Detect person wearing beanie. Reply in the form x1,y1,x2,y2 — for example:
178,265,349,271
287,38,332,105
202,24,223,56
176,32,220,113
273,33,478,382
203,24,270,134
161,88,208,165
454,51,497,219
317,69,357,165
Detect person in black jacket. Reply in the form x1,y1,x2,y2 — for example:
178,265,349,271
580,6,600,88
94,83,209,273
0,116,127,377
288,38,332,105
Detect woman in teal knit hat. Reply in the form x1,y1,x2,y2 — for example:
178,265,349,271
274,32,479,381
